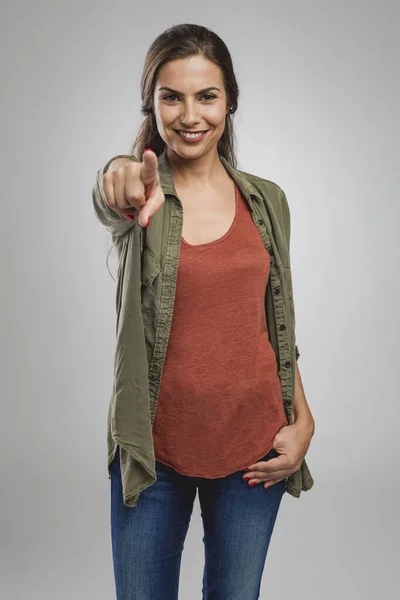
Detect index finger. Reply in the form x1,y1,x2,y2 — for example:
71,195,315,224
140,149,159,187
246,454,288,473
251,455,293,481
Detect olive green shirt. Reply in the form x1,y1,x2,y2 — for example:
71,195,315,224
92,147,314,507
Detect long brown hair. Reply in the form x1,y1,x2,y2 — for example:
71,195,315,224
130,23,240,167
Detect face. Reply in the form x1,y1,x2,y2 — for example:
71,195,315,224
153,55,230,160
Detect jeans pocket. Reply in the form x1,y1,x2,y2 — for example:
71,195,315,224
264,447,279,461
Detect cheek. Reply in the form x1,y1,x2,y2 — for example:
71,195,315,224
157,105,178,128
206,106,228,129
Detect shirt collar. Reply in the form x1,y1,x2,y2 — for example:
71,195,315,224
157,146,263,207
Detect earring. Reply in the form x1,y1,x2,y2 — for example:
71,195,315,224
229,106,234,114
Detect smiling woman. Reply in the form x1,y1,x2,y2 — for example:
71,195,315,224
131,24,239,166
92,21,314,600
150,56,233,162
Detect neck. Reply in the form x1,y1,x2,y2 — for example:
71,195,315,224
166,146,225,190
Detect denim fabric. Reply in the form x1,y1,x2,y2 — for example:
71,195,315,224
110,445,286,600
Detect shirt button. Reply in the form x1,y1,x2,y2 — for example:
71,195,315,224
274,288,281,295
279,324,286,331
285,360,291,368
258,219,264,225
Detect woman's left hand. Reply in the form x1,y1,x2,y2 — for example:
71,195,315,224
243,420,314,489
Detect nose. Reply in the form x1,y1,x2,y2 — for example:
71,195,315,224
179,100,200,127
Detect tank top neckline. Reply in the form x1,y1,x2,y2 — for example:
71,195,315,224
181,183,239,249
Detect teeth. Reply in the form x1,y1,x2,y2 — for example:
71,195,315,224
178,131,206,138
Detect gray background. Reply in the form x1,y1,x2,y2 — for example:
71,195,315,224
1,1,399,598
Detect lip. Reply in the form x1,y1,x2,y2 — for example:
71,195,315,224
174,129,210,143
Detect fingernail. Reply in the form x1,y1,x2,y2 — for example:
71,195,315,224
126,214,135,220
243,467,250,472
144,147,151,152
243,476,250,481
249,482,256,487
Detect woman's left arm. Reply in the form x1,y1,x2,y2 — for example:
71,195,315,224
243,361,315,486
279,187,315,434
293,362,315,437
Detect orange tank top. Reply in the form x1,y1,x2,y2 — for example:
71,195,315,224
152,182,288,477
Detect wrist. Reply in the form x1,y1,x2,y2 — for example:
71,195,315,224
293,415,315,436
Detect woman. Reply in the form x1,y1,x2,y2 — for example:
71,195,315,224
92,23,315,600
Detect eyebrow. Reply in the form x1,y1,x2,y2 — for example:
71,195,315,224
157,86,221,95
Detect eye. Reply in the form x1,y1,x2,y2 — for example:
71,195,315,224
163,94,180,102
162,93,217,102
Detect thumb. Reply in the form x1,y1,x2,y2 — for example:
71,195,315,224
140,149,159,187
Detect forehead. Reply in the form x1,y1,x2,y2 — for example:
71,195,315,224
156,55,224,90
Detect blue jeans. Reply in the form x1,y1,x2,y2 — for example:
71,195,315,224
110,445,286,600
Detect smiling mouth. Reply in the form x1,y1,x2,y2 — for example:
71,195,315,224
174,130,209,139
